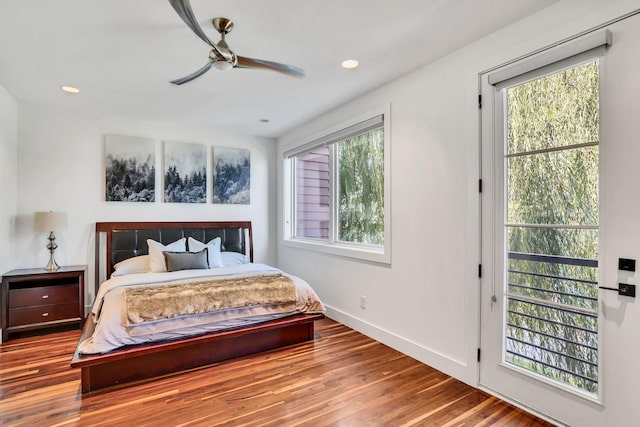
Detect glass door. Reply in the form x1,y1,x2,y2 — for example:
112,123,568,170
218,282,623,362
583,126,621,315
480,55,602,424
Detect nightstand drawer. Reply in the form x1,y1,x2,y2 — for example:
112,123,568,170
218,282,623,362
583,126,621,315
2,265,86,341
8,303,80,327
9,284,79,308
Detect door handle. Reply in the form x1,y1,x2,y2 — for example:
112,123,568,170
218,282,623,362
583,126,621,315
599,283,636,298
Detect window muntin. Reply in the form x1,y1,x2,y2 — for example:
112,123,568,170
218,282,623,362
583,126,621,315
285,111,389,263
503,60,600,395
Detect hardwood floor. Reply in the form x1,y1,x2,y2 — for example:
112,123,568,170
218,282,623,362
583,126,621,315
0,318,552,426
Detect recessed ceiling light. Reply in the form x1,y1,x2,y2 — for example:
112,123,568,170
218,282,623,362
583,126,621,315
341,59,359,69
61,85,80,94
259,119,270,123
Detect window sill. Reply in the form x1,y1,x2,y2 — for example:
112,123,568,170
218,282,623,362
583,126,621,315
282,238,390,265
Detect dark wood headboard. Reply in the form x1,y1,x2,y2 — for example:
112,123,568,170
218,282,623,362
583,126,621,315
95,221,253,294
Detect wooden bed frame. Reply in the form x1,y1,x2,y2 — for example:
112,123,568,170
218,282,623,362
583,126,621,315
70,221,323,393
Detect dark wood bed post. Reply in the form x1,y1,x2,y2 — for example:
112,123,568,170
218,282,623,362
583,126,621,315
73,221,322,394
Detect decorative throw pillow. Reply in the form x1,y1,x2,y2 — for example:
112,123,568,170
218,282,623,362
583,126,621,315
147,238,187,272
220,251,250,266
163,249,209,272
188,237,224,268
112,255,151,277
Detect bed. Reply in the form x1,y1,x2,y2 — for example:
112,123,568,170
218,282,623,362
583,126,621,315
70,221,325,393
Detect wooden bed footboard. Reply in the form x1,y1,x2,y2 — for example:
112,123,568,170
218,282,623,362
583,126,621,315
71,312,324,393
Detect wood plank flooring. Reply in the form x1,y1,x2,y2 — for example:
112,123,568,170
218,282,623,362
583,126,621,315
0,318,552,426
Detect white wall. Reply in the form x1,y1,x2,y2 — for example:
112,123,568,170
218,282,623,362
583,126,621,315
0,84,18,275
15,103,277,309
277,0,640,412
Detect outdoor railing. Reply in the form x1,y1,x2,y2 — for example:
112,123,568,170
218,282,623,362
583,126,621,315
504,251,599,392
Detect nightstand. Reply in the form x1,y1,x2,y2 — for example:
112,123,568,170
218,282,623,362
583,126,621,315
1,265,86,342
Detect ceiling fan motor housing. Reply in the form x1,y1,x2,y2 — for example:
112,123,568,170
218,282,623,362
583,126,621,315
209,48,235,66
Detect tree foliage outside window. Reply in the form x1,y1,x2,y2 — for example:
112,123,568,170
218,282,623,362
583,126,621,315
338,128,384,245
504,60,599,394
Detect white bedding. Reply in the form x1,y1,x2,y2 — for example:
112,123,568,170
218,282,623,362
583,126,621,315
78,263,325,354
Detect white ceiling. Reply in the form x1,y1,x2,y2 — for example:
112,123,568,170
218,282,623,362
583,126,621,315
0,0,558,138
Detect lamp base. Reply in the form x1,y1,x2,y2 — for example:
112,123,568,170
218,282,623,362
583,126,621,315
44,231,60,271
44,256,60,272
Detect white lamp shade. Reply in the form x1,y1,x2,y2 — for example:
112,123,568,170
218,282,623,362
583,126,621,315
35,211,67,232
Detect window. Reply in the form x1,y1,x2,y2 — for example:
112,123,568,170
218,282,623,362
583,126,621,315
502,60,600,394
283,108,390,263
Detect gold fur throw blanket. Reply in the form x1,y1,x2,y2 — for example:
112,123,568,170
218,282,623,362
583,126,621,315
124,273,297,325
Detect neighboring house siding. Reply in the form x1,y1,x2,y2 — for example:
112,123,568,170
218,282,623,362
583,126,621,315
296,148,330,239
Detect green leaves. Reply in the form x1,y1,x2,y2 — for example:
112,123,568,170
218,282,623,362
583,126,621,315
507,62,599,154
337,129,384,245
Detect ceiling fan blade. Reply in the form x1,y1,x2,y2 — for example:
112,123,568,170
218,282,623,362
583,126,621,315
168,0,225,59
236,56,306,79
170,61,214,85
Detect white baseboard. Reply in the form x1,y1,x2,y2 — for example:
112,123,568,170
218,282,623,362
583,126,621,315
324,305,476,386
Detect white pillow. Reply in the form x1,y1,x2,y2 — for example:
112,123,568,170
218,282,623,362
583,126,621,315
188,237,223,268
147,238,186,272
220,251,250,266
112,255,150,277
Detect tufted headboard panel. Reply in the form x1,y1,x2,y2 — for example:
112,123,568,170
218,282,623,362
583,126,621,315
95,221,253,294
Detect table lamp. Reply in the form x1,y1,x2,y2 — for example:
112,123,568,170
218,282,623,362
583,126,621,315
35,211,67,271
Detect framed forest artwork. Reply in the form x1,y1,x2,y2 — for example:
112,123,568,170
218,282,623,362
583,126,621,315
213,147,250,204
105,135,155,202
163,141,207,203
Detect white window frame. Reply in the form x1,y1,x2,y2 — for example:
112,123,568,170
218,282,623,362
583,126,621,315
282,105,391,264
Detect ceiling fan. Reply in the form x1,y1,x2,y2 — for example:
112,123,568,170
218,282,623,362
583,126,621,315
168,0,306,85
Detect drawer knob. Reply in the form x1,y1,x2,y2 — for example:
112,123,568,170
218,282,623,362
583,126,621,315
42,312,49,317
42,295,49,299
